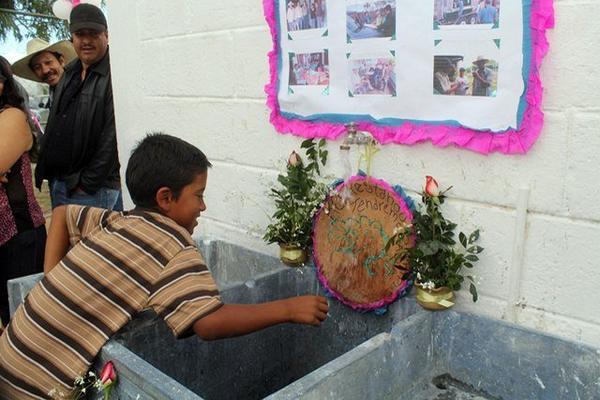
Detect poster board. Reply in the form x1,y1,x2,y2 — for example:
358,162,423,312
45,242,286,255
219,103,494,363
312,176,413,310
263,0,554,154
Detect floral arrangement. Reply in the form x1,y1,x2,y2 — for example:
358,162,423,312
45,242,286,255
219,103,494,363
49,361,117,400
386,176,483,301
263,139,329,249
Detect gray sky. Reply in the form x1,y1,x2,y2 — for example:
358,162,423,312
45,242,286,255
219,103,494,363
0,34,27,63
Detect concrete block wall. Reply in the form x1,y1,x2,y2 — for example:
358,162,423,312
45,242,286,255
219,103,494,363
106,0,600,347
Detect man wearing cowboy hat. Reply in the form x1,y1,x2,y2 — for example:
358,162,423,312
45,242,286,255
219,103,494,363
472,56,493,97
35,3,122,211
11,38,77,108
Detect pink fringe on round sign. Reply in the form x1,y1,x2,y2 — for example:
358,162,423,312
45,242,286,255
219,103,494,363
262,0,555,155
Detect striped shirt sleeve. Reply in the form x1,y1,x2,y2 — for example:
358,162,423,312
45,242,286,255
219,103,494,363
148,247,222,339
65,205,119,246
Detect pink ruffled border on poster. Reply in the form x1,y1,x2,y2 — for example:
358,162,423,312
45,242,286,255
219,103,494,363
312,175,414,311
263,0,554,155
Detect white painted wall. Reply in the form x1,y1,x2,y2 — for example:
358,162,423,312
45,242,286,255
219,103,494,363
106,0,600,347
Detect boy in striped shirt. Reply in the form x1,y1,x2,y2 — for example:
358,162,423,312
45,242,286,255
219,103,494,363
0,133,329,399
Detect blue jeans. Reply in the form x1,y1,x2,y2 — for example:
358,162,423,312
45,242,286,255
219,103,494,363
50,179,122,210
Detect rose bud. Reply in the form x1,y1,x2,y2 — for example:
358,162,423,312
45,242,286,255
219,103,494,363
425,176,439,197
287,151,302,167
100,361,116,385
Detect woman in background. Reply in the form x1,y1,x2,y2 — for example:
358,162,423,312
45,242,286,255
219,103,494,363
0,56,46,328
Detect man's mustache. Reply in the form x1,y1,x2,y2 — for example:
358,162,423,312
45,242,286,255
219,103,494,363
42,71,56,81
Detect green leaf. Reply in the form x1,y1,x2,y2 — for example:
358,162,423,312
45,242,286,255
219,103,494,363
320,150,328,166
467,246,484,254
465,255,479,262
469,283,478,302
441,237,456,246
300,139,313,148
468,229,480,244
459,232,467,248
384,241,393,251
418,241,442,256
464,262,473,268
277,175,288,186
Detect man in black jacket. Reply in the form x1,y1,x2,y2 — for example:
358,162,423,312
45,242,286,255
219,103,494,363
35,4,122,210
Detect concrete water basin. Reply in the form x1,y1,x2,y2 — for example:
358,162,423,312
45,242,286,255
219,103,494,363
8,240,600,399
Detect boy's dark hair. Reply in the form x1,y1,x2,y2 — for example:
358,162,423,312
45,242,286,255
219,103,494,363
126,132,212,208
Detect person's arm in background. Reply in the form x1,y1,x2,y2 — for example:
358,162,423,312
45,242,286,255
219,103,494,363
43,206,70,274
193,295,329,340
0,108,32,183
474,70,491,87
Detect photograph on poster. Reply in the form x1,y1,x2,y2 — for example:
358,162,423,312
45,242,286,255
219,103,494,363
286,0,327,32
348,57,396,96
434,0,500,26
346,0,396,40
433,55,498,97
289,51,330,86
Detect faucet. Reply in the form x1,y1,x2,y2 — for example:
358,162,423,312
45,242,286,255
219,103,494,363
340,123,375,149
339,123,379,178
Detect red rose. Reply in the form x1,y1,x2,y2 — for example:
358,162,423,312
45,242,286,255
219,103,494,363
100,360,116,384
287,151,302,167
425,176,439,197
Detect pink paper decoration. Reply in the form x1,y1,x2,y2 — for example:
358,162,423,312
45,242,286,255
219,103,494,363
263,0,555,155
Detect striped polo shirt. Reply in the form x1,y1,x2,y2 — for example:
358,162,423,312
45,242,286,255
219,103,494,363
0,205,222,399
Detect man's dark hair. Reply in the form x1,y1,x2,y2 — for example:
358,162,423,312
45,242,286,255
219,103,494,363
126,132,212,208
0,55,25,112
28,51,63,69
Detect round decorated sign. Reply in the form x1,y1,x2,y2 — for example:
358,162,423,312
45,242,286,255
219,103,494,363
312,175,414,310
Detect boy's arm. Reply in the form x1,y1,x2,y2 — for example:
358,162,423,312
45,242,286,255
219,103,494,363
193,295,329,341
43,206,70,274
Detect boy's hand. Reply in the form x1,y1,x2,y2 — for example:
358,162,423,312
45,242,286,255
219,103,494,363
285,295,329,326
